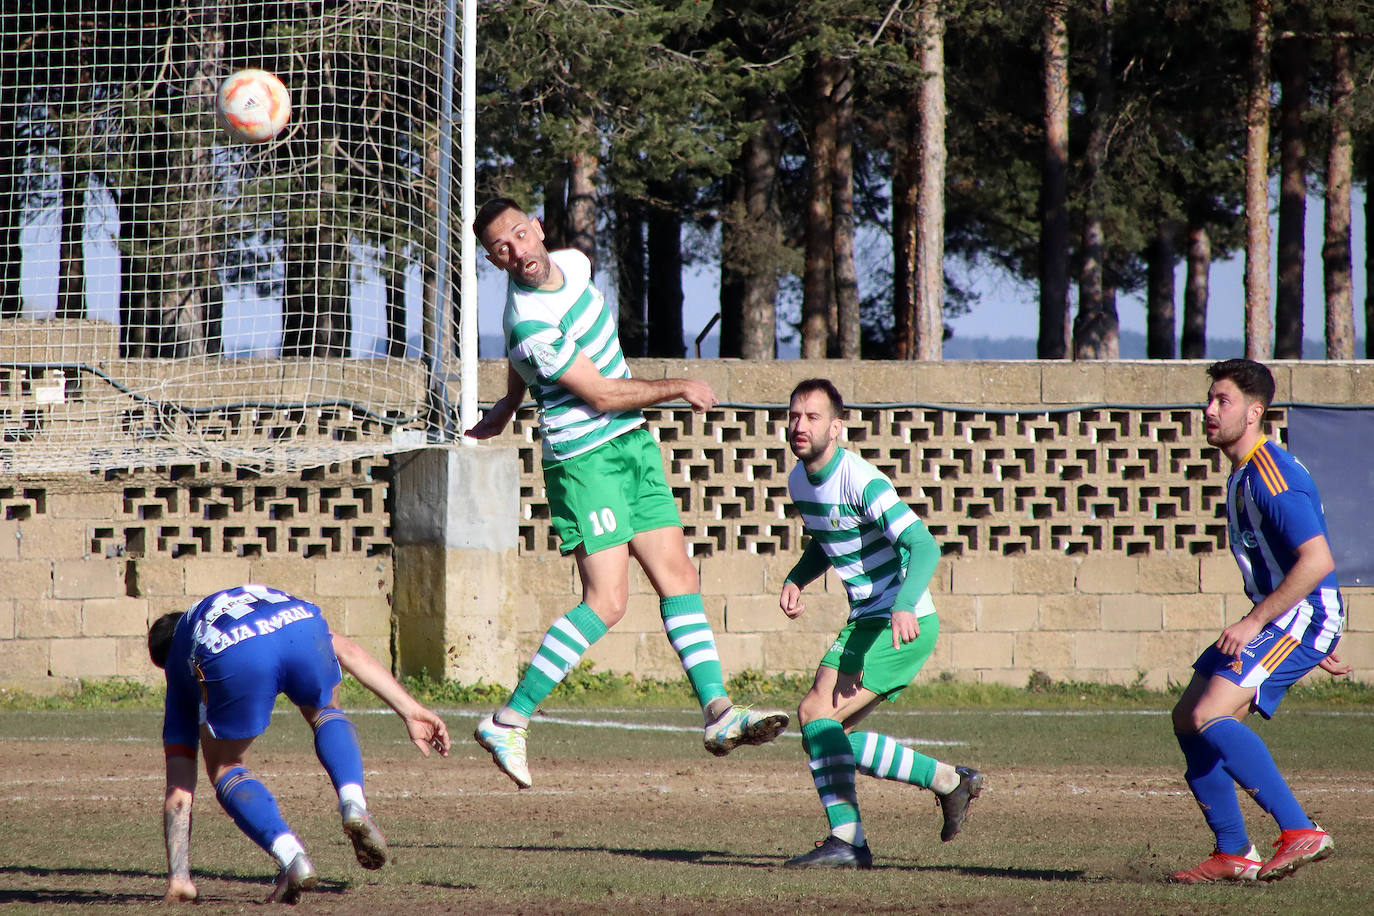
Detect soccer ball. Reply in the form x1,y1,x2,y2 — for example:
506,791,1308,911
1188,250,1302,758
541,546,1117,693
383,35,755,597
216,69,291,144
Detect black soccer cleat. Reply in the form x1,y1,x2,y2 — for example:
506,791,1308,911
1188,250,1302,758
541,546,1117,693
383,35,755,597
783,834,874,869
937,765,984,842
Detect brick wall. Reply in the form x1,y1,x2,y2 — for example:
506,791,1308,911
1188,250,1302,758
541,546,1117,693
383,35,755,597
0,358,1369,693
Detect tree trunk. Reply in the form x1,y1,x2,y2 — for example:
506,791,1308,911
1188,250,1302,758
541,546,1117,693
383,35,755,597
567,132,599,271
543,166,568,251
1181,222,1210,359
646,184,684,358
1274,26,1308,359
832,58,861,359
1074,0,1118,360
1367,169,1374,359
892,84,918,359
1243,0,1273,359
913,0,946,360
56,169,86,319
801,57,838,359
613,193,647,358
384,244,408,358
1146,221,1176,359
1323,31,1354,360
1039,0,1070,359
719,94,781,360
0,78,18,316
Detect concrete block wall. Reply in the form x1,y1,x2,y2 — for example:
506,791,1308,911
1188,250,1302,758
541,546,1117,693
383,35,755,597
1,358,1371,693
492,359,1373,690
0,460,394,694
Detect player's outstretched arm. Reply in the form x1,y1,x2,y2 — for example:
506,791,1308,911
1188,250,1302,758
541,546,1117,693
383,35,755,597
557,352,717,413
162,753,198,902
1319,653,1353,677
466,363,527,440
331,634,452,757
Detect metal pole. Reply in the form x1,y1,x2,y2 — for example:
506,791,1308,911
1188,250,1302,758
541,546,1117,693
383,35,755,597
429,0,460,440
458,0,478,436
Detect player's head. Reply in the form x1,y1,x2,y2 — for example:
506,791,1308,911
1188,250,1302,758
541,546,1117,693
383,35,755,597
1204,359,1273,452
473,197,552,288
147,612,184,670
788,378,845,468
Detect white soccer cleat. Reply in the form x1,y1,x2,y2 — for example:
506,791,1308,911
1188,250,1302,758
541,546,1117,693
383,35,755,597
474,713,532,788
703,705,789,757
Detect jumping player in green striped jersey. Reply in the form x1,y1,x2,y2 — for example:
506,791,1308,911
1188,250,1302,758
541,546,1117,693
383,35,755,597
779,378,983,869
465,198,787,789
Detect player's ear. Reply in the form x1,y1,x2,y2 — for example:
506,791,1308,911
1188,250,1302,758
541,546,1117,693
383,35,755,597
532,217,546,241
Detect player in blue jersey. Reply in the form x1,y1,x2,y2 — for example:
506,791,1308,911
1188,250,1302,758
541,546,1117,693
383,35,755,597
778,379,982,869
148,585,451,904
464,198,787,789
1170,359,1350,884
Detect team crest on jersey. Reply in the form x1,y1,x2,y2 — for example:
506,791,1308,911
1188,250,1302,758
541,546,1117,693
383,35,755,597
531,341,559,374
828,506,841,529
1243,629,1276,656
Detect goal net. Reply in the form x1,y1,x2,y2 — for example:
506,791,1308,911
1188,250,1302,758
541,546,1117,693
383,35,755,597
0,0,465,473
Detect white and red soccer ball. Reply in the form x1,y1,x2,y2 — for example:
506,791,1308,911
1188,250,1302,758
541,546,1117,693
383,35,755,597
216,68,291,144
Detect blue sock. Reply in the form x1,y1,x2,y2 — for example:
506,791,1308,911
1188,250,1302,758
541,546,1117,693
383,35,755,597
1176,730,1250,854
214,766,291,854
1199,716,1314,831
313,708,366,794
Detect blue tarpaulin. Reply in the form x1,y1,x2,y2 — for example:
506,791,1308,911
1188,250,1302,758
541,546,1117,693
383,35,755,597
1287,407,1374,588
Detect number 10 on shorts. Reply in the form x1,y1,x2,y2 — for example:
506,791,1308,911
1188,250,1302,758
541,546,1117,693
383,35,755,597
587,507,618,536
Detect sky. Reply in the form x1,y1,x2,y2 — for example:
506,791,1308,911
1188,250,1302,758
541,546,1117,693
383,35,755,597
477,189,1369,356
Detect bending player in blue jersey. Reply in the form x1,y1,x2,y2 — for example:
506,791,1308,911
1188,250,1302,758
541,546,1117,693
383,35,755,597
778,379,982,869
464,198,787,789
1171,359,1350,884
149,584,451,904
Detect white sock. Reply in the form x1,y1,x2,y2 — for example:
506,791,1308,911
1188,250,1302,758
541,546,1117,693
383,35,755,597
931,762,960,795
831,822,865,846
270,833,306,868
338,783,366,812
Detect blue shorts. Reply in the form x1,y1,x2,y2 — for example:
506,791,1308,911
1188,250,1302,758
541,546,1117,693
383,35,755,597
195,611,341,740
1193,623,1336,719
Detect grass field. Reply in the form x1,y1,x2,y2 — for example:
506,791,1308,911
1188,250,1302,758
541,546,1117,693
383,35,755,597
2,682,1372,914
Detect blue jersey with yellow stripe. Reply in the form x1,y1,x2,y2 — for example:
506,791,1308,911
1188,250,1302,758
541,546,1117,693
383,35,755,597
1226,436,1343,652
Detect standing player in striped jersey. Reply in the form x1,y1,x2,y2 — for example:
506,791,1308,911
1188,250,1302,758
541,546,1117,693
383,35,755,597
465,198,787,788
778,378,983,869
1171,359,1350,884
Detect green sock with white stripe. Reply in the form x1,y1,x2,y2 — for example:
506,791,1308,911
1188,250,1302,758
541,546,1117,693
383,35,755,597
849,731,938,788
802,718,864,844
660,593,728,708
506,603,608,718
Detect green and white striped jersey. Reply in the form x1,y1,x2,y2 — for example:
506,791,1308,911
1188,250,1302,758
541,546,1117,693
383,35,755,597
503,248,644,463
787,447,937,621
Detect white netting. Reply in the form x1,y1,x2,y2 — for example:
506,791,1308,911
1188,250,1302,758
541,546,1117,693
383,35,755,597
0,1,459,472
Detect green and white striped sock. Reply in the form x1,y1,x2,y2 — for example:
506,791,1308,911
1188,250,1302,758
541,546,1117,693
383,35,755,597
849,731,938,788
506,602,607,718
661,594,728,708
802,718,863,844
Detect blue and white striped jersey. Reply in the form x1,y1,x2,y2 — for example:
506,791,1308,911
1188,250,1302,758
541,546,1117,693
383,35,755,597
1227,436,1343,652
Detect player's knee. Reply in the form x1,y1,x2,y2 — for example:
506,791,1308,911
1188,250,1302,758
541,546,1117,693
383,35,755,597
796,691,830,726
584,597,626,627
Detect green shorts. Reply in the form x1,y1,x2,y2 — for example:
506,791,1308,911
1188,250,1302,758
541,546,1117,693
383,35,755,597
544,428,682,556
819,613,940,701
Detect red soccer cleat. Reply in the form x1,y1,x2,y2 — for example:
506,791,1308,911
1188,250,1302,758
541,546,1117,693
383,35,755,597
1170,846,1262,884
1257,827,1334,882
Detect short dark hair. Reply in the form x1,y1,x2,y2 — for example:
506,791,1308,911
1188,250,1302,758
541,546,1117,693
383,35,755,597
789,378,845,418
472,197,526,241
147,612,184,670
1207,358,1275,409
